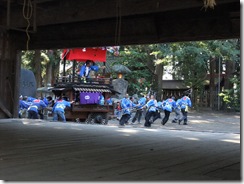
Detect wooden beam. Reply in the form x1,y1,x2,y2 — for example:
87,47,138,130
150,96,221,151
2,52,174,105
2,1,240,50
1,0,239,28
16,4,238,50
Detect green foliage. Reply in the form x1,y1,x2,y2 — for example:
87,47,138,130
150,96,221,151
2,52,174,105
21,50,35,70
172,41,209,88
21,49,62,86
219,75,240,111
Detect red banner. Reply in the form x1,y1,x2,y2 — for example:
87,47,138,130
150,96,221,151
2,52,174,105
62,48,106,62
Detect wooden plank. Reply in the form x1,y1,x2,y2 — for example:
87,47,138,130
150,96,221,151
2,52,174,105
0,100,12,118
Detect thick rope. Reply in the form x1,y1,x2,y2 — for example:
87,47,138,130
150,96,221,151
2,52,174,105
203,0,216,9
22,0,33,50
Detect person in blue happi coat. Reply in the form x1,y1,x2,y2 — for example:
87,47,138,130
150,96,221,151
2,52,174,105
27,98,47,119
151,100,163,124
131,94,147,124
161,96,176,126
19,95,31,118
79,60,105,82
52,96,74,122
178,93,192,125
26,96,36,102
143,94,158,127
119,94,136,126
172,96,182,124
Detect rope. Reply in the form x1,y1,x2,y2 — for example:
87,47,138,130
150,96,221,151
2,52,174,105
203,0,216,9
22,0,33,50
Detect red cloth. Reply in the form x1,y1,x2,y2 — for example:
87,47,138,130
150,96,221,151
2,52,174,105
62,48,106,62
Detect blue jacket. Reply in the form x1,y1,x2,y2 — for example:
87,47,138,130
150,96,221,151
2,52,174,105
19,100,31,109
145,99,158,112
136,97,146,109
175,99,182,110
43,97,49,105
27,96,36,102
53,100,71,113
98,94,105,105
178,96,192,109
27,99,47,113
106,98,113,105
121,97,135,115
79,64,99,78
156,101,163,110
162,98,176,112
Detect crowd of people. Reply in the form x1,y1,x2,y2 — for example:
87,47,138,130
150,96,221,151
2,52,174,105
116,92,192,128
19,95,74,122
19,91,192,127
76,59,193,127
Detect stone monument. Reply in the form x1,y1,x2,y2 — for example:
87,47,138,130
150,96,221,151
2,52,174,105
19,68,37,97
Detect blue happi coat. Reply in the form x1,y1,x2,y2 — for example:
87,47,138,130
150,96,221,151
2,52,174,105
28,99,47,113
162,98,176,112
52,100,71,113
178,96,192,109
145,99,158,112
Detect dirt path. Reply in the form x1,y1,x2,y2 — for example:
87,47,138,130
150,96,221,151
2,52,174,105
106,110,240,134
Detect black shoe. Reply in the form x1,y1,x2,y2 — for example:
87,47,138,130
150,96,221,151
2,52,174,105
183,123,187,125
172,120,176,123
161,121,166,126
178,120,182,125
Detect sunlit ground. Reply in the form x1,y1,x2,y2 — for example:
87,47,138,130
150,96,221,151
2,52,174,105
8,118,238,145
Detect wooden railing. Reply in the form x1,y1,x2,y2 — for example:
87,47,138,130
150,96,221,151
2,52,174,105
55,75,112,85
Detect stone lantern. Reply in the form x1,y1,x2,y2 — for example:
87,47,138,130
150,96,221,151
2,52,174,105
111,64,131,99
112,64,131,79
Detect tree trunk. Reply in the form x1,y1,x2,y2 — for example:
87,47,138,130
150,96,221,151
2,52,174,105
45,61,52,86
155,63,163,100
224,60,234,89
209,57,216,109
33,50,42,88
51,54,60,86
222,60,235,110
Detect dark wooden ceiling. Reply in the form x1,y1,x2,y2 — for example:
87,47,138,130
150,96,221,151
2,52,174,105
0,0,240,50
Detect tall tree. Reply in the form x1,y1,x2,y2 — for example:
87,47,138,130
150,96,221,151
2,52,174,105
33,50,42,88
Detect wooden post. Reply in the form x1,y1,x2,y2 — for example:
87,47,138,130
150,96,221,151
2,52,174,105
63,57,66,77
0,32,18,118
72,60,76,82
12,50,22,118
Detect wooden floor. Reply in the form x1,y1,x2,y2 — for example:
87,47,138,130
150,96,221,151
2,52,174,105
0,118,240,181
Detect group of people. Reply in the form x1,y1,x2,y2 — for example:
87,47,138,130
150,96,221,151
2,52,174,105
19,95,74,122
117,92,192,128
